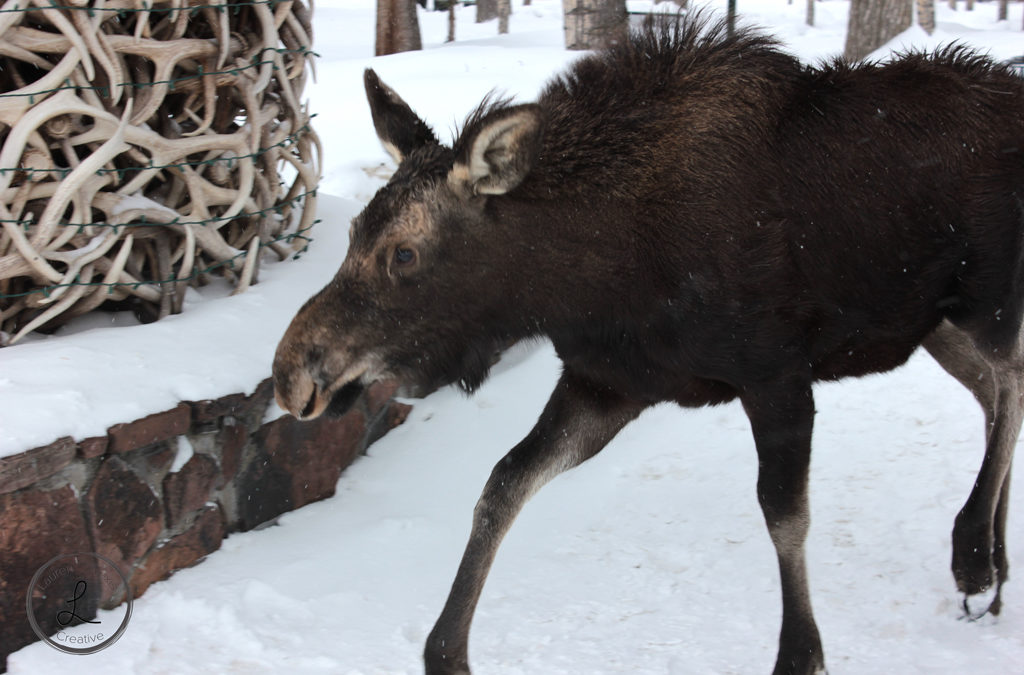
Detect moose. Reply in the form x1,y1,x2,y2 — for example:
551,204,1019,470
273,15,1024,675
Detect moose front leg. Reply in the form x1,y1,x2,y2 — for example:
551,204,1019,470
741,378,826,675
424,373,644,675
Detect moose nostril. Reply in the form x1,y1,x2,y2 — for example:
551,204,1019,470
300,384,318,419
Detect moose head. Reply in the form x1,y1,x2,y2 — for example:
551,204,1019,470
274,70,545,421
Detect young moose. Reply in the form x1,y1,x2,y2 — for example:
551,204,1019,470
274,17,1024,675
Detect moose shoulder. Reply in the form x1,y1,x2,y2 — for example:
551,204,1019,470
273,16,1024,675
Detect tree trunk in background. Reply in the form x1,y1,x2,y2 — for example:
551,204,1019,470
917,0,935,33
447,1,456,42
563,0,628,50
498,0,511,33
997,0,1007,21
478,0,498,22
806,0,814,26
844,0,912,61
376,0,422,56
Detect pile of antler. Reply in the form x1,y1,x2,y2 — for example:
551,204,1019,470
0,0,321,346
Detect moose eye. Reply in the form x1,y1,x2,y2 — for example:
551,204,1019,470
393,246,416,267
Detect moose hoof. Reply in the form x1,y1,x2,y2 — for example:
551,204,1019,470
771,648,827,675
423,635,471,675
961,584,1002,621
424,664,470,675
772,661,828,675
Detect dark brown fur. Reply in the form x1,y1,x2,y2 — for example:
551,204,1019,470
274,15,1024,675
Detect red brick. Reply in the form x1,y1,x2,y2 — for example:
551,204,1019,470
0,485,92,665
365,399,414,450
136,441,177,476
78,435,109,459
190,393,248,423
386,401,413,429
365,379,401,417
163,453,219,530
131,505,225,599
236,408,366,530
108,403,191,454
84,456,162,589
0,437,76,494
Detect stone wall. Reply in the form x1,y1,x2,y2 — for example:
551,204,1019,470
0,380,410,670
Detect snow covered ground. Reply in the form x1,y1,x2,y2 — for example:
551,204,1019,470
6,0,1024,672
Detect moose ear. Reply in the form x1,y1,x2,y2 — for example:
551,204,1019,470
450,105,543,196
364,68,439,164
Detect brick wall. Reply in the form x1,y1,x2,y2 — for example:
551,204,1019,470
0,379,410,670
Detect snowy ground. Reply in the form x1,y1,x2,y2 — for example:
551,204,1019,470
6,0,1024,673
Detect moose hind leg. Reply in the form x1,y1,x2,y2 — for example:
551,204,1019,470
740,377,826,675
955,370,1020,618
423,373,644,675
923,320,1022,618
989,465,1012,616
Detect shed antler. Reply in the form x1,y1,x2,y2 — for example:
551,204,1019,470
0,0,320,345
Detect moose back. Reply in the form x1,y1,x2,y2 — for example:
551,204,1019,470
274,16,1024,675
